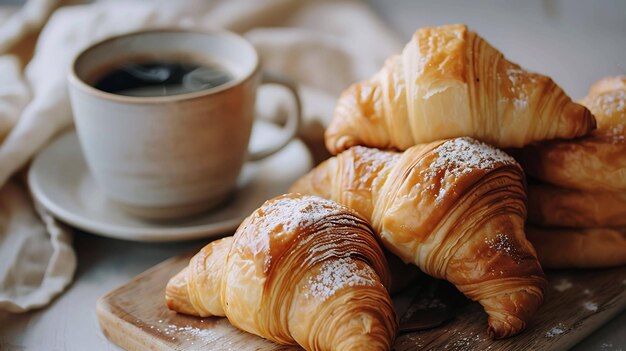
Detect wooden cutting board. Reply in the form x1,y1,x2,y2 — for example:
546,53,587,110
97,253,626,351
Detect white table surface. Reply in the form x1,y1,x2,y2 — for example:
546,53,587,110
1,1,625,350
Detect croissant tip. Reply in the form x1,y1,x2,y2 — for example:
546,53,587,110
325,135,356,155
164,281,181,310
485,308,534,340
577,103,597,131
486,323,516,340
587,108,597,131
164,293,177,311
164,267,198,315
561,101,597,137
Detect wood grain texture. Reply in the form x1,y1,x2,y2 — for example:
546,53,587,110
97,253,626,351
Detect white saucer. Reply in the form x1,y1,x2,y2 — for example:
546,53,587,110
28,121,313,242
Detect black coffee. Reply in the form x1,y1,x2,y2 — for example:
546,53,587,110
93,59,234,97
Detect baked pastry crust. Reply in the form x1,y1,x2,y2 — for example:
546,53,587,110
518,76,626,191
291,138,546,339
166,194,397,351
527,183,626,228
325,24,594,154
526,226,626,269
166,237,232,317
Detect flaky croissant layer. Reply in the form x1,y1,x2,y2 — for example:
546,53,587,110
527,184,626,228
291,138,547,339
526,226,626,269
518,75,626,191
166,194,397,351
325,24,594,154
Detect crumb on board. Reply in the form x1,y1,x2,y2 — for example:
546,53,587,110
583,301,598,312
553,279,573,292
142,323,222,344
546,323,567,338
442,329,489,350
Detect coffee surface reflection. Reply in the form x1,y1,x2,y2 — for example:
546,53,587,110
94,60,233,97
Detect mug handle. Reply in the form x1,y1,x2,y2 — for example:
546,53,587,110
247,73,302,161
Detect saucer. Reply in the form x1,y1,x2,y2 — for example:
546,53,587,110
28,121,313,242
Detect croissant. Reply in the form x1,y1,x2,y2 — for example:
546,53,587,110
166,194,397,351
527,183,626,228
518,76,626,191
325,24,595,154
290,138,546,339
166,237,232,317
526,226,626,269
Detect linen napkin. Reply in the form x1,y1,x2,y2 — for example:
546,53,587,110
0,0,402,312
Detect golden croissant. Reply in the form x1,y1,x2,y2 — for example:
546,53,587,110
166,194,397,351
325,24,594,154
290,138,547,339
518,76,626,191
527,183,626,228
526,226,626,269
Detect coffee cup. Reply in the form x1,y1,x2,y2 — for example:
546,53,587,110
68,29,301,219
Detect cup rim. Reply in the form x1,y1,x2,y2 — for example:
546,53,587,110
68,28,260,104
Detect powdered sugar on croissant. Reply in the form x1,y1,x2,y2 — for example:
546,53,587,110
291,138,547,339
166,194,397,351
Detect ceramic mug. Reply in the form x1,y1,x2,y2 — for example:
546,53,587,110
68,29,301,219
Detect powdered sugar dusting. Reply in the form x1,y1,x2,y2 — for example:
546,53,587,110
507,67,524,86
439,329,490,350
546,323,567,338
424,137,515,180
553,279,573,292
485,232,520,261
507,67,537,86
513,96,528,110
402,334,425,349
351,146,397,189
352,146,397,169
606,122,625,144
507,67,535,111
146,323,221,345
254,195,346,235
598,90,626,115
600,342,620,350
306,258,377,301
241,195,358,272
586,89,626,144
583,301,598,312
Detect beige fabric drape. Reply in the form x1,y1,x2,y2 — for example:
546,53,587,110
0,0,401,312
